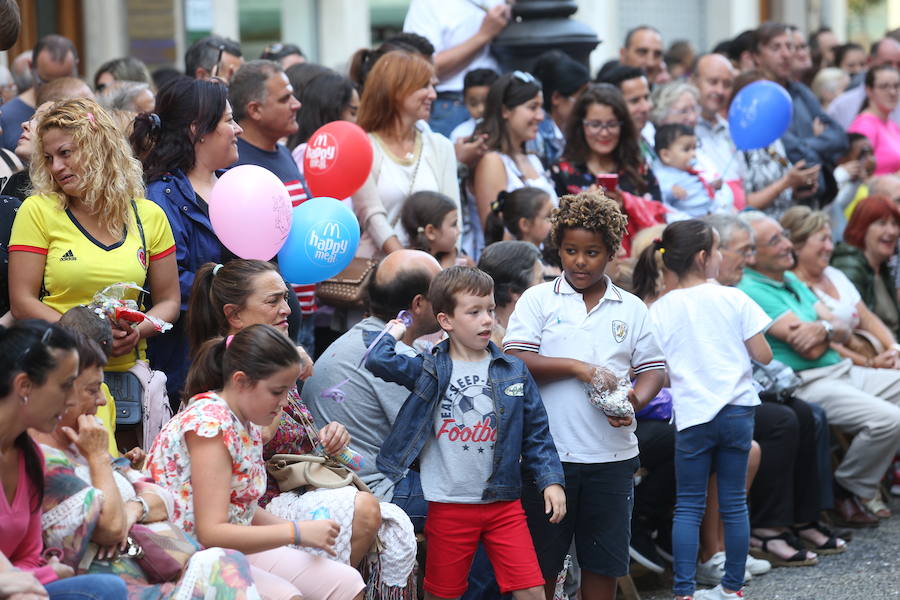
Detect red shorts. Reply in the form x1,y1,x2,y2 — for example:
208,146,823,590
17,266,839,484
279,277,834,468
424,500,545,598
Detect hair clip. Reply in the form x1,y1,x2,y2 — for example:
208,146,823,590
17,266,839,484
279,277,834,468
658,247,666,254
148,113,161,131
86,112,95,123
212,263,223,276
416,226,425,234
225,334,235,348
512,70,537,85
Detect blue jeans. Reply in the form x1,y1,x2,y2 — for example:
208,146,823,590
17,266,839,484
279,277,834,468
673,404,755,596
428,93,471,138
45,574,128,600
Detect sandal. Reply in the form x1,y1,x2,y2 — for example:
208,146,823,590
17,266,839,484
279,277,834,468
791,523,847,555
749,531,818,567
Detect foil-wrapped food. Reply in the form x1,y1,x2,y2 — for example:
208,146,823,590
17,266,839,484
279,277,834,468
586,367,635,418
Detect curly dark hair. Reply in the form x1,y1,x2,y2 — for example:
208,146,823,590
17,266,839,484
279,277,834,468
550,191,628,255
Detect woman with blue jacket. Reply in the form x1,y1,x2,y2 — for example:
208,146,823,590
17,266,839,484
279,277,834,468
131,77,243,408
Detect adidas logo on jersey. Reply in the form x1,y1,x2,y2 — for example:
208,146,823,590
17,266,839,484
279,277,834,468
60,249,77,261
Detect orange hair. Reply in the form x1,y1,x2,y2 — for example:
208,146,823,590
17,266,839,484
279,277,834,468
357,51,434,134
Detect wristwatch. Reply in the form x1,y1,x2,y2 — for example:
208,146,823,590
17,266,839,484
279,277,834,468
129,496,149,523
819,319,833,340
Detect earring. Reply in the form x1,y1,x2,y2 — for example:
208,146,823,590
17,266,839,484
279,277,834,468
199,137,205,143
20,395,28,405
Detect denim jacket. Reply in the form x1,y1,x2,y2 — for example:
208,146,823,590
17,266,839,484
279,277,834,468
366,332,564,502
145,170,224,403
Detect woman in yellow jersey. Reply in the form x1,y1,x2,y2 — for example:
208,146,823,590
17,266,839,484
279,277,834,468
7,97,179,374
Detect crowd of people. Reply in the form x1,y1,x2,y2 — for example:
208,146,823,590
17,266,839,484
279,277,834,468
2,1,900,599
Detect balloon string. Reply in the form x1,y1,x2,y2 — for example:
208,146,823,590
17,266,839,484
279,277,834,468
319,310,413,402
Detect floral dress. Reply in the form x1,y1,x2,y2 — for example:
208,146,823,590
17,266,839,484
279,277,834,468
146,391,266,533
40,444,259,600
261,388,418,596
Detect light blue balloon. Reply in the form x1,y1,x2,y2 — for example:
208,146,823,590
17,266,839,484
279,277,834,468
728,80,793,151
277,197,360,285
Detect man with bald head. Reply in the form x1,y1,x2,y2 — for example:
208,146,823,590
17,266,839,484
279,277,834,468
828,37,900,129
305,250,442,527
693,54,745,200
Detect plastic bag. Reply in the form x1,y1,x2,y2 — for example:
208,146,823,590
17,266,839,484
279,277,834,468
90,283,173,333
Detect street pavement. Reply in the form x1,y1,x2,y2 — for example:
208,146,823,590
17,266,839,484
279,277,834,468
633,496,900,599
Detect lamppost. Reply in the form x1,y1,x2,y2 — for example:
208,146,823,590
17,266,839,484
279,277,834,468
491,0,600,72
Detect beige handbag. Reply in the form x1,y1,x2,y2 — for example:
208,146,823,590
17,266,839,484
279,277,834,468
315,257,378,310
266,453,371,493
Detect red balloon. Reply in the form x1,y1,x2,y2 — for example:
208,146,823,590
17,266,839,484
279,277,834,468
303,121,374,199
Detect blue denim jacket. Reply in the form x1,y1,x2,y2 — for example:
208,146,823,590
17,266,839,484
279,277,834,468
366,332,564,502
145,170,224,403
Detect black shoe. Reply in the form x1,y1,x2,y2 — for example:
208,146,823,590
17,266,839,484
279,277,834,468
655,525,673,563
629,526,665,573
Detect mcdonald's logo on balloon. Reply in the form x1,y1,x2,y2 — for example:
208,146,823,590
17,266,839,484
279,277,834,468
278,197,360,285
303,121,373,200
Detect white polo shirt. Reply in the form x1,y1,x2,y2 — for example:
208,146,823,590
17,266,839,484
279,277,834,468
503,276,666,464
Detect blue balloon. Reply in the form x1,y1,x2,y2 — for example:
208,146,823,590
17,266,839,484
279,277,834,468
277,197,360,285
727,80,793,151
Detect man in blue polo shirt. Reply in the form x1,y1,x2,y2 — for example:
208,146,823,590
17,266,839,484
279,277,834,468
737,211,900,522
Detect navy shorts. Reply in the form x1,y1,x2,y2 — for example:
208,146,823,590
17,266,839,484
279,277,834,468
522,457,639,579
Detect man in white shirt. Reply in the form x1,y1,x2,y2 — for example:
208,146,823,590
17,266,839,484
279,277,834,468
403,0,510,137
827,37,900,129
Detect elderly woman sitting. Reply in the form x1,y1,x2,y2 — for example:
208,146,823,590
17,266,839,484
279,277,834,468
783,205,900,368
830,195,900,342
29,329,259,597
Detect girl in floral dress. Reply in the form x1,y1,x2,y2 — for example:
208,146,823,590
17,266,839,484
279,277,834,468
146,324,365,600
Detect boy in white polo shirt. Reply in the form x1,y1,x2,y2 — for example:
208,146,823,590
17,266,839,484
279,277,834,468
504,191,666,600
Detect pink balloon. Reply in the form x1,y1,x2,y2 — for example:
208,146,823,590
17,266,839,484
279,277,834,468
210,165,292,260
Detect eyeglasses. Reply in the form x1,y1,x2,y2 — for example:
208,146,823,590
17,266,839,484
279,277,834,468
875,82,900,92
263,43,285,57
210,44,225,78
765,230,790,247
19,327,54,366
583,120,622,133
668,104,699,118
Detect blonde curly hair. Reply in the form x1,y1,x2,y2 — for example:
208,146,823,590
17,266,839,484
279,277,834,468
30,98,145,237
550,190,629,255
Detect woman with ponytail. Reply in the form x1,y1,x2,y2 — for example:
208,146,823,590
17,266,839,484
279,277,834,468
147,324,366,600
184,260,414,596
131,76,242,407
0,320,128,599
635,220,773,600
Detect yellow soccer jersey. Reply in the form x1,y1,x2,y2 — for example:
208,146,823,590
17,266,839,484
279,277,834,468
9,194,176,371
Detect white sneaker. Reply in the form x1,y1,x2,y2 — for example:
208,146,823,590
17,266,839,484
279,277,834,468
744,553,771,576
695,552,752,586
694,584,744,599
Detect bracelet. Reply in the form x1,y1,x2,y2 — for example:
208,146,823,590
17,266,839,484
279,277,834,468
130,496,150,523
291,521,301,546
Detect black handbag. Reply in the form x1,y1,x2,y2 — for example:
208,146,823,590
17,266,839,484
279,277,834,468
104,199,148,429
105,370,143,427
752,359,802,402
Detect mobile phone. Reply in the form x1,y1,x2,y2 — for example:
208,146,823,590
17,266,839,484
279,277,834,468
596,173,618,191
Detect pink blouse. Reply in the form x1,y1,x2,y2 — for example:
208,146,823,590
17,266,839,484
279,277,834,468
0,444,57,584
848,113,900,175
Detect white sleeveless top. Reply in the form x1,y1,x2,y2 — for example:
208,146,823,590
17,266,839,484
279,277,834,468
498,153,558,205
812,266,862,328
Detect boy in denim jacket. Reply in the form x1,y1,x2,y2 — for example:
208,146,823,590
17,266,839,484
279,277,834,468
366,266,566,600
